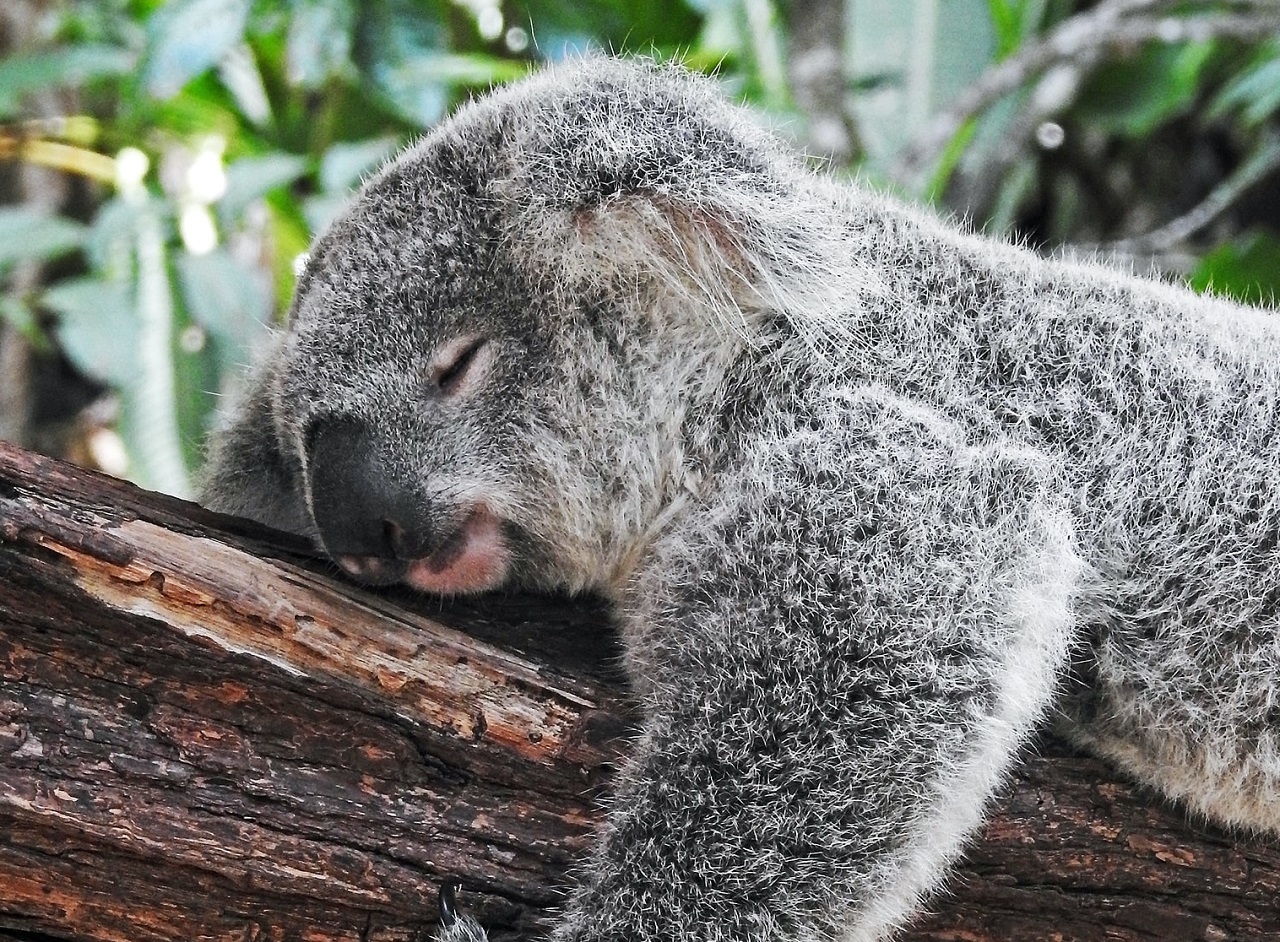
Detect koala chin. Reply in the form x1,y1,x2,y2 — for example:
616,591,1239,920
201,58,1280,942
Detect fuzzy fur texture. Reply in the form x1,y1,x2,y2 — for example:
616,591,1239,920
200,58,1280,941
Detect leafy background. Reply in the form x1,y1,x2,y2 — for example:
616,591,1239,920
0,0,1277,497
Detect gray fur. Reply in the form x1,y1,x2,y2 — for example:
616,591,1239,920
200,59,1280,941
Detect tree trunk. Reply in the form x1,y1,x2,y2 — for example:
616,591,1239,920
0,440,1276,942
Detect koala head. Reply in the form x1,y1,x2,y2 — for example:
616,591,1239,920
224,58,854,598
273,124,567,594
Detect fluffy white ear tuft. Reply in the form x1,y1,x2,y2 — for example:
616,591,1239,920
513,185,884,353
561,193,756,322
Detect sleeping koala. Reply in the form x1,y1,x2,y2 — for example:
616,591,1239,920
200,57,1280,942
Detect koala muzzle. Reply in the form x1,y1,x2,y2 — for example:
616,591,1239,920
305,416,512,594
306,416,432,574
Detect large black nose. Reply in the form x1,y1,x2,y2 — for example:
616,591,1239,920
306,417,430,559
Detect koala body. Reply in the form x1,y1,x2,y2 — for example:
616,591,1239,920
201,59,1280,942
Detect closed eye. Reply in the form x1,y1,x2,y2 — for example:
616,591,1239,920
432,336,490,395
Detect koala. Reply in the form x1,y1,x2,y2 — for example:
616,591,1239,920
200,58,1280,942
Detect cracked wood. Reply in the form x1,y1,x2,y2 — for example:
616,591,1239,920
0,440,1276,941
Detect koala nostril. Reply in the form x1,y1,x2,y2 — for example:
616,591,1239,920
383,518,408,558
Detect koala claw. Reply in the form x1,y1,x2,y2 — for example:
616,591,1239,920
436,881,490,942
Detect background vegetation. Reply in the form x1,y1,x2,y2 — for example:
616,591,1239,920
1,0,1277,496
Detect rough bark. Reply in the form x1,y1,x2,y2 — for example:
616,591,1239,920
0,439,1276,942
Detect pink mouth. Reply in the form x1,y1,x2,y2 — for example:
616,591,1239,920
404,508,510,594
337,508,511,595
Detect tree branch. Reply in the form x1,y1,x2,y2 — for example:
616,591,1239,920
784,0,862,165
1,440,1278,941
1091,130,1280,259
894,0,1280,195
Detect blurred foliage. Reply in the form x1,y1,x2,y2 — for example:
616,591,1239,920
0,0,1278,493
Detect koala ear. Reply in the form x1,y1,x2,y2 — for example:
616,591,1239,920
536,192,760,312
509,179,879,347
474,59,882,342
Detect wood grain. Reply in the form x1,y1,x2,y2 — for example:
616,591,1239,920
0,440,1275,941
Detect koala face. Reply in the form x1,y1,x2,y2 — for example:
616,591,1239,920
218,60,802,598
269,159,562,596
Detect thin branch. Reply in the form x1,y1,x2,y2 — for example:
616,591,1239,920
1085,131,1280,260
893,1,1280,193
785,0,862,166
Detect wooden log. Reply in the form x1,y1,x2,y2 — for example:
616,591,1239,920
0,439,1276,941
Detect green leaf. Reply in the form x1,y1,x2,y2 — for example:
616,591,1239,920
302,192,348,234
175,248,271,373
218,42,272,125
1212,49,1280,127
374,52,527,126
266,201,312,311
359,0,449,125
169,254,230,472
84,196,149,275
1189,230,1280,307
986,0,1049,57
319,137,399,192
924,118,978,202
0,45,135,119
382,52,529,89
0,208,87,271
986,0,1021,58
522,0,702,53
45,276,139,388
143,0,251,99
128,207,190,496
287,0,357,88
0,295,49,351
171,298,220,475
218,152,309,223
986,156,1037,234
1075,41,1215,138
140,81,243,139
848,0,994,168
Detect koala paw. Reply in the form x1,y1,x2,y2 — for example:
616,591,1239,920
436,881,490,942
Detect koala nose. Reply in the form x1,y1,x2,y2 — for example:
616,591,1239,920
306,417,429,561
